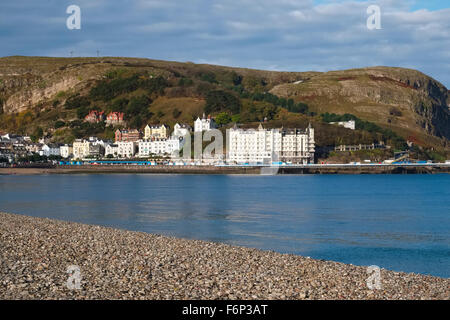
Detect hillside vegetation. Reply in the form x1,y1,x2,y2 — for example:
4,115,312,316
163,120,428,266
0,56,448,159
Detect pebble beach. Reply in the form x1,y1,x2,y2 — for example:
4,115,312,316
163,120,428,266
0,212,448,300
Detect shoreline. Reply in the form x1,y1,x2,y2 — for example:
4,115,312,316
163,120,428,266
1,164,449,175
0,212,448,300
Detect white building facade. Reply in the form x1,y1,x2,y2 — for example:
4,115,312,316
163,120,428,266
330,120,355,130
227,124,315,164
105,144,119,157
138,138,183,158
60,145,73,159
117,142,136,158
173,123,192,138
194,114,216,132
40,144,61,157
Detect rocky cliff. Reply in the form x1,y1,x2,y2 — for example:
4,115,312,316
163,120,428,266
270,67,450,143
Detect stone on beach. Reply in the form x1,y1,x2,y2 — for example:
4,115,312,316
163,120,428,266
0,212,448,300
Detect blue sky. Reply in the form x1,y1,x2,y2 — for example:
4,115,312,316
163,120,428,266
315,0,449,11
1,0,449,87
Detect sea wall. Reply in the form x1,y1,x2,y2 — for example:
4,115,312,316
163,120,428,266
1,164,449,175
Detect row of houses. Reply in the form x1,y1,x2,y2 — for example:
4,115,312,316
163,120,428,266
65,123,315,163
114,123,192,142
0,134,32,161
0,114,214,161
1,113,316,164
85,109,217,134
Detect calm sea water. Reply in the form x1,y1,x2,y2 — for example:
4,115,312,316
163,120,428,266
0,174,448,278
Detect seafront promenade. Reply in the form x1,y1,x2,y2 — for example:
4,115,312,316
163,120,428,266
0,212,448,300
1,162,449,175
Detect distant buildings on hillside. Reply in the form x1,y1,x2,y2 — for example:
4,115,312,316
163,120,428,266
106,112,125,126
84,110,124,126
329,120,355,130
84,110,105,123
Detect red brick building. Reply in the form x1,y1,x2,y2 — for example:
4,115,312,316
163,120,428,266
84,110,105,123
106,112,125,126
115,129,142,142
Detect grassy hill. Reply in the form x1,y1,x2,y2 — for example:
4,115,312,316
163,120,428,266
0,56,448,160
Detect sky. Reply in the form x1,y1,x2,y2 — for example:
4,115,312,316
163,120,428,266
0,0,449,87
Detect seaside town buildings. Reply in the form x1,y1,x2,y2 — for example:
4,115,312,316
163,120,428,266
115,129,142,143
194,114,217,132
1,117,316,164
39,144,61,157
84,110,105,123
173,123,192,137
0,134,35,162
73,139,91,159
334,142,386,152
144,124,169,139
60,145,73,159
89,144,105,158
105,144,119,158
227,123,315,164
138,137,183,158
106,112,125,126
330,120,356,130
116,141,137,158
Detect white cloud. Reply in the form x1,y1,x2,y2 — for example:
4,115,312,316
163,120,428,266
1,0,449,87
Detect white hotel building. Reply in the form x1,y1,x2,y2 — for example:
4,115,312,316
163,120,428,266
138,137,183,157
105,142,136,159
117,141,137,158
227,123,315,164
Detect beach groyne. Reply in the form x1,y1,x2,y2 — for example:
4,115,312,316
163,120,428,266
0,212,448,300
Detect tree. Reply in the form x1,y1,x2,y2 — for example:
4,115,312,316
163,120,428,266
231,72,242,86
178,77,193,87
127,95,151,117
172,108,181,119
198,72,217,83
215,112,232,126
76,106,90,119
156,111,164,118
64,94,90,110
231,114,241,123
54,120,66,129
110,98,129,113
204,90,241,115
30,127,43,142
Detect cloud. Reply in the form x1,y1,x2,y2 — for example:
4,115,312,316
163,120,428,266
0,0,449,87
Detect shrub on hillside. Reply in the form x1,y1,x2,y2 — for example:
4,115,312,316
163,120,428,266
64,94,90,110
205,90,241,115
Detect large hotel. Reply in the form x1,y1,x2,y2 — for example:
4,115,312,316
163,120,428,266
227,123,315,165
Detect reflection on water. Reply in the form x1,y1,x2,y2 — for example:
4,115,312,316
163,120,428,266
0,174,449,277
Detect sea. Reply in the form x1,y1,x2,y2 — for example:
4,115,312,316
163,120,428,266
0,174,448,277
